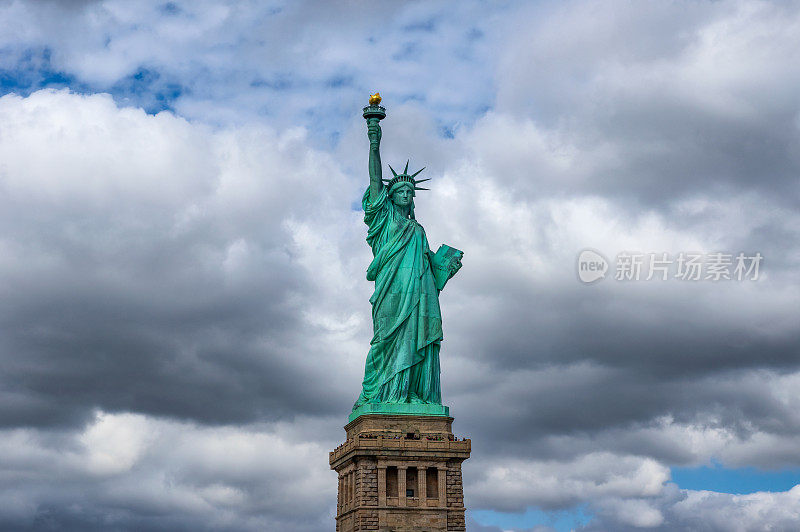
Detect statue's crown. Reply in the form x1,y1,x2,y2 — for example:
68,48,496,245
383,160,430,192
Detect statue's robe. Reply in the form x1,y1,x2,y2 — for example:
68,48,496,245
353,186,443,407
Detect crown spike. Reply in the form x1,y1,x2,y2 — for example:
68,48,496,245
415,178,431,183
388,165,398,177
415,187,429,191
411,167,426,178
404,160,409,174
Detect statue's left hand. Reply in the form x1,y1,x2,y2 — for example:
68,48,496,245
448,254,463,277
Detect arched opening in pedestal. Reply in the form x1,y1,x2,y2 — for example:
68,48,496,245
386,466,398,498
427,466,439,501
406,467,418,502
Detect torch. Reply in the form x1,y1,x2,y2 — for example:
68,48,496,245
363,92,386,126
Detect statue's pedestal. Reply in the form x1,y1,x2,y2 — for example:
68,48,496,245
330,414,470,531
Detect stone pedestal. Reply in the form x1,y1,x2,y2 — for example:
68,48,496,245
330,414,470,531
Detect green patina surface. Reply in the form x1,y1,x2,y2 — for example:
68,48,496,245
349,403,450,423
351,99,463,422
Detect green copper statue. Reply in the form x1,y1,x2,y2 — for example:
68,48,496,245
351,94,463,421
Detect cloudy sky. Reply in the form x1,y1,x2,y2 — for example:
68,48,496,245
0,0,799,530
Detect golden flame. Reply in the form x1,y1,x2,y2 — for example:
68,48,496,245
369,92,382,105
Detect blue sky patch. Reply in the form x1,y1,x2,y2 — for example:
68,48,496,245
0,47,89,98
325,75,353,89
0,47,181,115
160,2,181,16
250,76,293,91
672,464,800,494
108,68,184,114
402,18,437,33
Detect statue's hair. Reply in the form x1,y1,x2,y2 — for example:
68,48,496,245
388,180,415,196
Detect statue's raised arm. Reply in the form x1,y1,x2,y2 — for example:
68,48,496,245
367,119,382,200
364,93,386,202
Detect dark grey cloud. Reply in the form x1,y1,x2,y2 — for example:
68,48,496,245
0,90,365,431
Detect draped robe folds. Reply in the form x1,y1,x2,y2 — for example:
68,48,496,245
353,186,443,408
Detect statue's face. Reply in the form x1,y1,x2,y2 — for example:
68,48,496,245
392,186,414,207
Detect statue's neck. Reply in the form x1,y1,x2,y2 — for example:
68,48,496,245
394,203,412,219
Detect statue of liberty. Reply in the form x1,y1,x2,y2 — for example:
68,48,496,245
352,94,463,419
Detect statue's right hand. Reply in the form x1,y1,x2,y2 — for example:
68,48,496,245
367,122,382,144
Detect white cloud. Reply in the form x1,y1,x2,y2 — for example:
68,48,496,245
595,497,664,528
669,486,800,532
469,452,669,512
0,411,334,531
79,411,153,475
